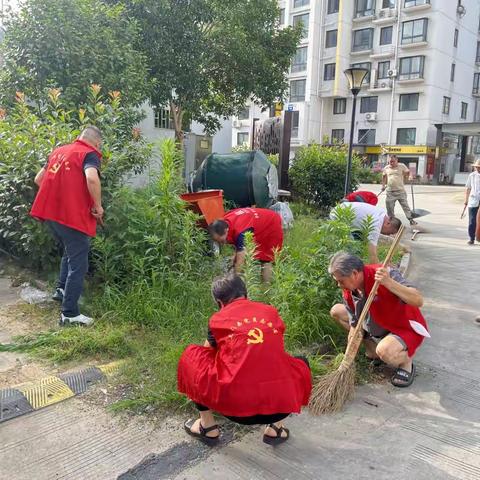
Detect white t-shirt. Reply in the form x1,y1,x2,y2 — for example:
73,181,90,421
466,171,480,207
331,202,387,246
383,163,409,191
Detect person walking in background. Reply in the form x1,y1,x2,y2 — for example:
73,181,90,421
30,126,103,326
382,155,417,226
464,159,480,245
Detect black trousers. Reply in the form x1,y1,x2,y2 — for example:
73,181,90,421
468,206,479,242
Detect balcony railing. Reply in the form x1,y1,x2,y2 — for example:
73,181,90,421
355,8,375,18
398,72,424,80
404,0,430,8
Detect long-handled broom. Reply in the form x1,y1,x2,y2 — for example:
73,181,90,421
309,224,405,415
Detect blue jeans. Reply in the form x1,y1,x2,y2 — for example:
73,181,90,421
468,206,479,242
47,221,91,317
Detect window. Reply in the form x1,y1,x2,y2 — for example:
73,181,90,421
380,26,393,45
355,0,375,18
291,47,308,72
279,8,285,24
351,62,372,83
450,63,455,82
360,96,378,113
454,29,459,48
399,56,425,80
378,61,391,79
382,0,396,7
352,28,374,52
290,79,306,102
404,0,430,7
476,42,480,63
294,0,309,7
461,102,468,120
324,63,336,80
399,93,419,111
358,129,376,145
154,107,173,129
326,29,338,48
238,107,249,120
396,128,416,145
333,98,346,114
293,13,309,37
328,0,339,14
401,18,428,44
292,111,300,137
332,129,345,143
473,73,480,95
442,96,451,115
237,132,249,145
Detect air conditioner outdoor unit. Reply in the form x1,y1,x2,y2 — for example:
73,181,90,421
387,69,397,78
232,119,242,128
380,81,389,88
378,9,386,18
365,112,377,122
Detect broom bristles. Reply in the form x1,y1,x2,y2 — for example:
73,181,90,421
308,363,356,415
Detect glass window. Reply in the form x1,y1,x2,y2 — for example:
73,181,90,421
450,63,455,82
383,0,396,7
358,129,376,145
238,107,249,120
360,96,378,113
292,111,300,137
352,28,374,52
399,56,425,80
401,18,428,44
355,0,375,17
473,73,480,94
294,0,310,7
404,0,430,7
332,129,345,143
237,132,249,145
324,63,336,80
326,29,338,48
154,107,173,129
454,29,459,48
291,47,308,72
290,79,306,101
399,93,419,111
476,42,480,63
442,96,451,115
351,62,372,83
396,128,416,145
279,8,285,24
378,61,391,79
333,98,346,114
293,13,309,37
380,26,393,45
461,102,468,120
328,0,340,14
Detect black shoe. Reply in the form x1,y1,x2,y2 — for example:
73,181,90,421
467,240,474,245
52,288,64,302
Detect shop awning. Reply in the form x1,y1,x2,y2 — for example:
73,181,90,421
435,122,480,136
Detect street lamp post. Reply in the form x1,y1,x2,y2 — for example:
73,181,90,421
343,67,369,196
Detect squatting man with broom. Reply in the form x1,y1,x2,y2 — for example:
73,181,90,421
329,252,430,388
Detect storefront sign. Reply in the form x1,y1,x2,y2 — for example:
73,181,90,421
365,145,435,155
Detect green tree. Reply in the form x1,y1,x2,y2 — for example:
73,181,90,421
0,0,149,107
115,0,301,143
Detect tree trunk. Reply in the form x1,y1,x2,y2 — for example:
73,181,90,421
170,100,184,148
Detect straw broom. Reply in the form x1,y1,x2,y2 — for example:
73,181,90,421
309,224,405,415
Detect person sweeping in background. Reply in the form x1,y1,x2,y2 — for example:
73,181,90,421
464,159,480,245
208,207,283,282
177,274,311,446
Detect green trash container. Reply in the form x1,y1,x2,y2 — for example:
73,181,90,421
191,150,278,208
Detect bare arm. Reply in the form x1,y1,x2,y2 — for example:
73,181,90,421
234,250,246,272
381,173,387,190
375,267,424,307
34,167,46,187
465,187,471,205
368,243,379,264
85,167,103,218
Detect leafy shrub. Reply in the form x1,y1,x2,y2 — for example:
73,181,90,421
357,167,382,184
289,143,361,211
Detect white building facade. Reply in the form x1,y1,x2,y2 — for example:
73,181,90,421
232,0,480,182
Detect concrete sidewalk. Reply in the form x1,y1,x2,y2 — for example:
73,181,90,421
159,185,480,480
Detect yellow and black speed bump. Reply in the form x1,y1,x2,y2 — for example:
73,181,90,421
0,361,123,424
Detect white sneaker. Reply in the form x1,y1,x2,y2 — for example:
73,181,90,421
60,313,94,326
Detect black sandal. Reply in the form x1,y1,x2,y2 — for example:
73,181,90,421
263,424,290,446
391,364,416,388
184,418,220,446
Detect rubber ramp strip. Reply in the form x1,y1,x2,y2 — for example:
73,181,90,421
0,360,124,423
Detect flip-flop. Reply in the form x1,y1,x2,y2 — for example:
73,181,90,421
184,418,220,446
263,424,290,446
391,364,416,388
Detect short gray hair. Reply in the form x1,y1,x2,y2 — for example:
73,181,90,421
328,251,364,276
80,125,102,142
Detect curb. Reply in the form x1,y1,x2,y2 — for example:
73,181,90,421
399,251,411,277
0,360,124,424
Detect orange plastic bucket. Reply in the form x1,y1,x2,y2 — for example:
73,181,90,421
180,190,225,227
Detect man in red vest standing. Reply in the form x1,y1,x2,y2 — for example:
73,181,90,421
30,126,103,326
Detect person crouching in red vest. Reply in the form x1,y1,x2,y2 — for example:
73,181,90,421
343,190,379,206
177,274,311,446
30,126,103,327
208,208,283,283
328,252,429,388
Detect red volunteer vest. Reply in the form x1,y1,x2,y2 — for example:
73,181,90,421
224,208,283,261
177,298,312,416
30,140,102,237
343,265,428,355
344,190,378,206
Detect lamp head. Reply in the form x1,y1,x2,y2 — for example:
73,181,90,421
344,67,369,96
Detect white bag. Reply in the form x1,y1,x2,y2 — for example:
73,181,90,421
270,201,294,229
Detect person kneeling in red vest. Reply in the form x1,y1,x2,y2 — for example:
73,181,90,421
177,274,311,446
208,207,283,283
328,252,429,388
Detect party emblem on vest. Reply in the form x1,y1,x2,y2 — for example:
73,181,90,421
247,327,264,345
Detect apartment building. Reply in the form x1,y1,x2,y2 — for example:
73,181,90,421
232,0,480,182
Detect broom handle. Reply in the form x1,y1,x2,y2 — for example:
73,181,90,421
343,224,406,361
